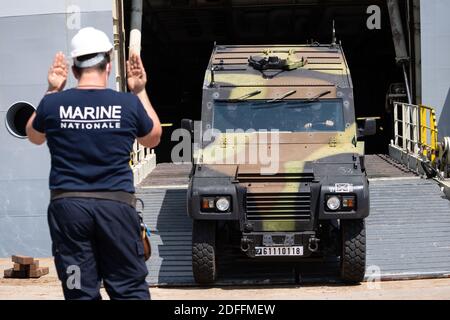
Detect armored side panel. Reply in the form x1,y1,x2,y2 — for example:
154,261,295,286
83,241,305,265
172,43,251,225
0,0,115,257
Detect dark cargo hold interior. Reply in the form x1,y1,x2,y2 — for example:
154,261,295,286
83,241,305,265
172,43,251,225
124,0,416,162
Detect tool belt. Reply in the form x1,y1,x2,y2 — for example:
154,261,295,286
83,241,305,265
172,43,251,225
51,190,137,208
50,190,151,261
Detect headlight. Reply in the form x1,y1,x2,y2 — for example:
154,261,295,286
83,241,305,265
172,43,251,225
201,196,231,213
215,197,230,212
326,196,341,211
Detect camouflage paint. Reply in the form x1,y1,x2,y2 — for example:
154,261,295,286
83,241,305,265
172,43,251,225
189,44,367,232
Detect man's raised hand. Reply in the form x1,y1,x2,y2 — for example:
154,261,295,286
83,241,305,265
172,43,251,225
47,52,68,94
127,52,147,95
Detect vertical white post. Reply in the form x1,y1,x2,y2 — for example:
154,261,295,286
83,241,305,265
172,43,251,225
413,105,419,153
129,0,143,55
394,102,399,146
402,103,407,151
127,0,156,185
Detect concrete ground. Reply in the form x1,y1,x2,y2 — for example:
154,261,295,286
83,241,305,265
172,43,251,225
1,258,450,300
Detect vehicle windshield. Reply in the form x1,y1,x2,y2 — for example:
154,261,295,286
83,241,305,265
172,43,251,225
213,99,345,132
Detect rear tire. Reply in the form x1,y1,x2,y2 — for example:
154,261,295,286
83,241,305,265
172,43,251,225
192,220,217,284
340,219,366,283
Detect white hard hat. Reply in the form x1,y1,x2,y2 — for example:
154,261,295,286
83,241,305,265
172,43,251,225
71,27,113,68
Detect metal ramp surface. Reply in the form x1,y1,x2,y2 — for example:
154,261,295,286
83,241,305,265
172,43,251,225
366,178,450,280
139,159,450,286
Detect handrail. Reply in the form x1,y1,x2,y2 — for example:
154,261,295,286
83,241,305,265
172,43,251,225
393,102,420,154
392,102,438,163
130,141,153,168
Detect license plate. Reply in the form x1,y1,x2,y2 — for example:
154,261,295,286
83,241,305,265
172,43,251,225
255,246,303,256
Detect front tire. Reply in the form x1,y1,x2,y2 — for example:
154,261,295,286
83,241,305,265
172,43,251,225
340,219,366,283
192,220,217,284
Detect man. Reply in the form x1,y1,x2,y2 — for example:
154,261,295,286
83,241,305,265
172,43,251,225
25,27,162,300
303,102,335,130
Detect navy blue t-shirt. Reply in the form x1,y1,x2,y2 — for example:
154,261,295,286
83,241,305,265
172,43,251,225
33,88,153,193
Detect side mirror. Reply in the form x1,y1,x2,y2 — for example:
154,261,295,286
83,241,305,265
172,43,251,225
358,118,377,138
181,119,194,134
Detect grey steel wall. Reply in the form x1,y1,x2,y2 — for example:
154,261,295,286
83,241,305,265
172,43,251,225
0,0,114,257
421,0,450,138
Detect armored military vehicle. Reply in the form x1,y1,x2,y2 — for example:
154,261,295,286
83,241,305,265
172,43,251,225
182,43,376,284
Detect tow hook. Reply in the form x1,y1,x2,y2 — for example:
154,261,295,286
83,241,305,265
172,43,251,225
241,237,253,253
308,237,320,252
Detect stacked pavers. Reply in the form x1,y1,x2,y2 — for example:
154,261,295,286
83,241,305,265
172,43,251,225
3,255,49,279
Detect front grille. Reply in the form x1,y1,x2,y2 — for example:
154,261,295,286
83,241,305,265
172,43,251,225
245,192,311,221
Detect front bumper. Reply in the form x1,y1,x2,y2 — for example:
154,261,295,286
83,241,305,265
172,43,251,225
187,174,370,225
240,232,319,258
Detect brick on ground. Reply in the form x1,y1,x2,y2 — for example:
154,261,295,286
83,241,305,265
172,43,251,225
4,268,28,279
11,255,35,265
4,256,48,279
13,261,39,272
29,267,49,278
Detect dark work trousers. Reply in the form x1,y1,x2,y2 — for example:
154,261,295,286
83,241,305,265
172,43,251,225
47,197,150,300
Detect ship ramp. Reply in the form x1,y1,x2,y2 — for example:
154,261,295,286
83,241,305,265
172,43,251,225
139,155,450,286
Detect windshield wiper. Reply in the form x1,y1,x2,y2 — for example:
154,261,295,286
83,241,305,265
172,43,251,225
237,90,262,101
216,90,262,103
285,90,333,109
250,90,297,109
266,90,297,103
306,90,331,102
